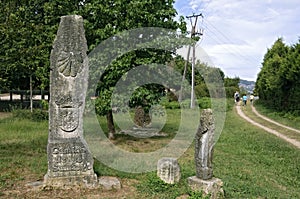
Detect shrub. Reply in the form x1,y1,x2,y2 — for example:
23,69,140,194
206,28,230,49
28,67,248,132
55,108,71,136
197,97,211,109
12,109,48,121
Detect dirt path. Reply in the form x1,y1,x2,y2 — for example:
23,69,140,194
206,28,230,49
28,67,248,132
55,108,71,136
236,105,300,149
251,105,300,134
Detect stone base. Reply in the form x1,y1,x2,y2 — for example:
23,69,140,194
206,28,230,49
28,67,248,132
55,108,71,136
187,176,224,199
43,174,98,189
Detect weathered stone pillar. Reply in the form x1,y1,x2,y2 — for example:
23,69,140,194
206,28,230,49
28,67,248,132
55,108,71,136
44,15,97,188
188,109,224,199
195,109,215,180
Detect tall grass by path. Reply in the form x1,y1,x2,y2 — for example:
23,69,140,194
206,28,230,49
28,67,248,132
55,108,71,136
254,102,300,130
241,103,300,142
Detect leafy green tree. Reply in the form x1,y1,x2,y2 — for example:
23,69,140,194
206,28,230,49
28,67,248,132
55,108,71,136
256,38,289,109
0,0,187,137
84,0,187,138
224,77,240,99
284,39,300,112
0,0,85,91
256,38,300,114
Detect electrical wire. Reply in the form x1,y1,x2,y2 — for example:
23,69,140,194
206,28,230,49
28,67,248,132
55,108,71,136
200,19,259,66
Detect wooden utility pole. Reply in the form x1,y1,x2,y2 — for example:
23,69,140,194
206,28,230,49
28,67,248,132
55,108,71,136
178,13,203,108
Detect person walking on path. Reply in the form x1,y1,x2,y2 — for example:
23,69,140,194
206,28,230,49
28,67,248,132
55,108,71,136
234,91,240,105
250,94,254,105
242,94,248,106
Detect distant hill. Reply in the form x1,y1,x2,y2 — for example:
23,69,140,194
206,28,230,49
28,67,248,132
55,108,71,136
240,79,255,85
239,79,255,93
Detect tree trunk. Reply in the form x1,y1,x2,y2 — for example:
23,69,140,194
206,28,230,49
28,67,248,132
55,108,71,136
30,74,33,113
106,109,116,139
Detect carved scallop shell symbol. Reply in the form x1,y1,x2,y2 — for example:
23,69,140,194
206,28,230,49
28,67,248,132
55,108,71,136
57,51,83,77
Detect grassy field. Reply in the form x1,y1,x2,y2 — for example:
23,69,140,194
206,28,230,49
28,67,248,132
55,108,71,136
254,102,300,130
0,102,300,198
241,102,300,143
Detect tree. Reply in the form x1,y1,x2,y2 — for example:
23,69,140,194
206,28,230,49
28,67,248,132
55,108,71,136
256,38,289,110
83,0,186,139
0,0,187,137
0,0,86,91
224,77,240,99
256,38,300,114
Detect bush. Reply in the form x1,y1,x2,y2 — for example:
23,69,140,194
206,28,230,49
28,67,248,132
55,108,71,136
197,97,211,109
166,101,180,109
12,109,48,121
160,98,212,110
40,100,49,110
180,99,191,109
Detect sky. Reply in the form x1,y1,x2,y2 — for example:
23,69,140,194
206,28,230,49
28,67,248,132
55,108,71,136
174,0,300,81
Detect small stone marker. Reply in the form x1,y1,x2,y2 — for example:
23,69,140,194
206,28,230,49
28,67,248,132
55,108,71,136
157,157,181,184
188,109,224,199
98,176,121,190
44,15,97,188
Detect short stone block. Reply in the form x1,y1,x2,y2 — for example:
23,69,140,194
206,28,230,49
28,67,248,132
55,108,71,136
99,176,122,190
188,176,224,199
157,157,181,184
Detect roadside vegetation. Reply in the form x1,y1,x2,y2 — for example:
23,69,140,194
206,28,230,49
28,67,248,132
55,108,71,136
1,100,300,198
241,101,300,142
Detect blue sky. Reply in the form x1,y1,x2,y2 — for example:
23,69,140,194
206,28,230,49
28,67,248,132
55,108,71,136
174,0,300,81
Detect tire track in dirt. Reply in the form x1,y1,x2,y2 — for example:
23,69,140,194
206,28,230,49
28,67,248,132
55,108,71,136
251,105,300,134
236,105,300,149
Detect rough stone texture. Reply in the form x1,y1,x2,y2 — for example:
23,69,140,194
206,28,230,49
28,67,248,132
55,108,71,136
157,158,181,184
188,176,224,199
98,176,122,190
44,15,97,188
134,106,151,127
195,109,215,180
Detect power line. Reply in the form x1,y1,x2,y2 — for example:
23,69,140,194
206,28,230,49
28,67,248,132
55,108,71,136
202,20,259,65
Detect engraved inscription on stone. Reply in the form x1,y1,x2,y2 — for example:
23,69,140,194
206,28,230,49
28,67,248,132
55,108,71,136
49,143,93,177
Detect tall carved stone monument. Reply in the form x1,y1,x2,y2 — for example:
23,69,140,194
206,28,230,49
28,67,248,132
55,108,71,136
188,109,224,199
195,109,215,180
44,15,97,188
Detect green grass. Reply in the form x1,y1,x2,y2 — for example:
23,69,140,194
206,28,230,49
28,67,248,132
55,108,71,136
215,106,300,198
0,103,300,198
0,117,48,191
241,104,300,141
254,102,300,130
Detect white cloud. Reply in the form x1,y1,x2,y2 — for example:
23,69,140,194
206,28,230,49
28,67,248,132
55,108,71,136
174,0,300,81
